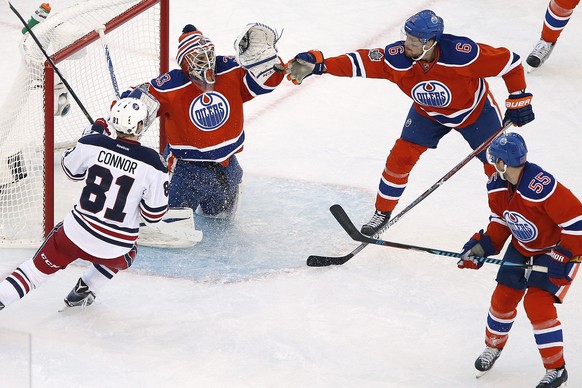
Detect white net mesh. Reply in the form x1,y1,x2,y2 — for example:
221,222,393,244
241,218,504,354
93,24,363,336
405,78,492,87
0,0,163,246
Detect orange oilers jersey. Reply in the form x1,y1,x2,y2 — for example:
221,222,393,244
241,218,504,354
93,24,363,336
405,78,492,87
483,162,582,258
323,34,526,128
147,55,283,163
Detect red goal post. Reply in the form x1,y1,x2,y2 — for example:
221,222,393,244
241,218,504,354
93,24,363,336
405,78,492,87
0,0,169,247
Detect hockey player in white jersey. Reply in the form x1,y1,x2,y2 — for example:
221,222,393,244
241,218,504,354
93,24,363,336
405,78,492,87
0,97,169,310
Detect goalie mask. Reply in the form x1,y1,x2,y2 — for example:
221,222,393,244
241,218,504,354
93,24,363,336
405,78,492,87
109,98,149,137
176,25,216,93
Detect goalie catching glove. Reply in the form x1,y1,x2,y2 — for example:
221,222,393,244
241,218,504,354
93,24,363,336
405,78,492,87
234,23,282,78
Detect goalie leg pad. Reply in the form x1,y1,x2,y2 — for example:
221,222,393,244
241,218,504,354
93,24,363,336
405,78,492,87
138,207,203,248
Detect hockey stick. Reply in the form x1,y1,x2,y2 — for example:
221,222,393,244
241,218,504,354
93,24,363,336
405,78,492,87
4,0,94,124
322,204,547,272
96,25,121,99
307,120,514,266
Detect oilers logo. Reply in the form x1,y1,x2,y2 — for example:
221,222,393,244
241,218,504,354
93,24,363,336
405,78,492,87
503,211,538,243
190,92,230,131
411,81,451,107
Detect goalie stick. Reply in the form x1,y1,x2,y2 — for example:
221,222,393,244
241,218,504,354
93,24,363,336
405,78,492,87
96,25,121,99
307,120,514,267
308,204,547,272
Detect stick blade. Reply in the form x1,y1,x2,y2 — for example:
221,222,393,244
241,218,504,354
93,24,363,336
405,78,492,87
306,254,352,267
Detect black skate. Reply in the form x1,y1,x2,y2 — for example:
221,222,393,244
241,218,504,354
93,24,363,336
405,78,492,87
475,346,502,378
63,278,95,308
536,365,568,388
361,210,391,237
526,39,555,71
0,300,4,310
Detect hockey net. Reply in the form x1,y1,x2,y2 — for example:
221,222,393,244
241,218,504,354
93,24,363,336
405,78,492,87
0,0,169,247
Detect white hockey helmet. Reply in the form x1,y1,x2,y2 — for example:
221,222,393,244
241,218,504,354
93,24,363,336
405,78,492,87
109,98,148,136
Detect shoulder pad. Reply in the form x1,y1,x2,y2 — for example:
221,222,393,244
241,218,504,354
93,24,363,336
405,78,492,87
486,172,507,192
216,55,241,74
78,133,114,147
383,41,413,70
517,163,557,202
437,34,479,66
150,69,190,90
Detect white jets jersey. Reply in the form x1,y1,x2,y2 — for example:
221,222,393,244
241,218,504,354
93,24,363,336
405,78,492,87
61,134,169,258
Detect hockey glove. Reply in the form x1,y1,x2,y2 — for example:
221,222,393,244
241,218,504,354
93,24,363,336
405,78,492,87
81,118,111,137
504,91,534,127
234,23,281,78
548,246,575,286
285,50,324,85
457,230,496,270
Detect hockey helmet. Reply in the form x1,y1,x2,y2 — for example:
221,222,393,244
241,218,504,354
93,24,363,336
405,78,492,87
176,24,216,92
404,10,444,44
487,132,528,167
109,98,148,136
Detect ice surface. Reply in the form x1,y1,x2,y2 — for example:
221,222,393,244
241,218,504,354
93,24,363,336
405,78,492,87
1,0,581,387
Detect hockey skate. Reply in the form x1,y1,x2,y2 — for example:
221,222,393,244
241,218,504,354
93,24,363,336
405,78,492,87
62,278,95,309
0,301,4,310
475,346,502,378
536,366,568,388
526,39,555,71
361,210,391,237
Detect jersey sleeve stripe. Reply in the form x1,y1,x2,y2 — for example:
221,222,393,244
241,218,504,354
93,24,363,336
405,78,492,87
346,53,365,77
559,215,582,229
61,154,86,181
561,217,582,236
140,200,168,223
497,53,522,77
243,72,277,97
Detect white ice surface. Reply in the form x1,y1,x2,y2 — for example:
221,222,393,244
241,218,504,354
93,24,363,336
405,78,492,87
1,0,581,387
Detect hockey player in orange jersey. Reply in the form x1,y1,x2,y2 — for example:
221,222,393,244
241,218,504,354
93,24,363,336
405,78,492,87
128,23,284,219
527,0,579,70
457,133,582,387
284,9,535,237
